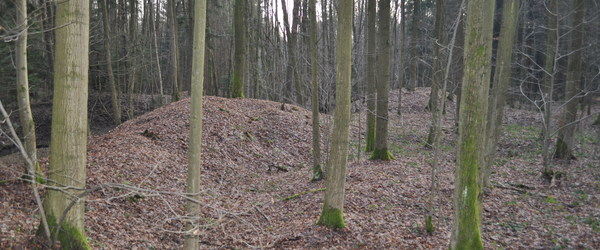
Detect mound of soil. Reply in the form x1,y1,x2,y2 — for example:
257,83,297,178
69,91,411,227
1,90,599,248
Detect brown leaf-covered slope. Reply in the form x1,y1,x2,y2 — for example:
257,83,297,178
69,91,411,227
1,91,599,248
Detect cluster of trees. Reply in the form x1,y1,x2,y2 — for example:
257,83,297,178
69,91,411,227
0,0,598,248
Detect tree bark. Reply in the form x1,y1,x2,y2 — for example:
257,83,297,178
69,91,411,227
168,0,180,101
426,0,447,146
308,0,323,181
371,0,394,161
317,0,352,229
555,0,585,160
127,0,138,118
15,0,41,178
365,0,377,152
483,0,520,188
100,0,122,125
183,0,207,248
231,0,247,98
407,0,420,91
44,0,91,247
450,0,495,248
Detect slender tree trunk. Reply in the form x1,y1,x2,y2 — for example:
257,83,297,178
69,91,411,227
426,0,464,234
317,0,352,229
482,0,520,188
168,0,180,101
100,0,122,125
44,0,91,247
407,0,420,91
426,0,447,146
15,0,41,179
555,0,585,160
183,0,207,248
397,0,406,116
371,0,394,161
450,0,495,248
153,0,164,101
127,0,138,118
541,0,557,173
308,0,323,181
231,0,247,98
365,0,377,152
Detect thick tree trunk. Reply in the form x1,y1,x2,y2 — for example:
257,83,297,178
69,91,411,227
44,0,91,247
168,0,180,101
231,0,247,98
309,0,323,181
483,0,520,188
100,0,122,124
183,0,207,248
317,0,352,229
365,0,377,152
449,0,495,248
15,0,41,178
555,0,584,160
371,0,394,161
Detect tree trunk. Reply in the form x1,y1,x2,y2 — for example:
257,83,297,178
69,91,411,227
44,0,91,247
555,0,584,160
426,0,447,146
407,0,420,91
100,0,122,125
365,0,377,152
231,0,247,98
308,0,323,181
317,0,352,229
371,0,394,161
397,0,406,116
15,0,41,179
483,0,520,188
153,0,164,100
426,0,465,234
127,0,138,118
183,0,207,248
449,0,495,248
168,0,180,101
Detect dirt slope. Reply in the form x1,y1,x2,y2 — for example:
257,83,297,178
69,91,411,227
1,91,599,248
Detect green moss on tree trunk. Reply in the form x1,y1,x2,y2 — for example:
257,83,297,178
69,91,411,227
317,206,345,228
554,137,573,159
41,214,91,250
370,148,394,161
365,128,376,152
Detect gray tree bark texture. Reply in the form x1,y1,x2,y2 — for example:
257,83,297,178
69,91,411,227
364,0,377,152
100,0,122,125
450,0,495,248
15,0,41,178
44,0,91,247
371,0,394,161
309,0,323,181
555,0,584,160
483,0,520,188
317,0,353,229
183,0,207,248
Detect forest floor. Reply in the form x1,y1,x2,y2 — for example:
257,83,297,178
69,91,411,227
1,88,599,248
